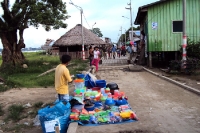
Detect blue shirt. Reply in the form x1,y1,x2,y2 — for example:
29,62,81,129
126,46,133,53
111,46,116,52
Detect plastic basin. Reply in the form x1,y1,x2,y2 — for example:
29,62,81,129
95,80,106,88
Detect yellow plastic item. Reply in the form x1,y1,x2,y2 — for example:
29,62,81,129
120,111,132,119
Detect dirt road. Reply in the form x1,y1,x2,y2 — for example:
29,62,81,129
0,57,199,133
76,67,200,133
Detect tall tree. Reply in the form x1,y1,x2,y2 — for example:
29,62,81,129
90,28,103,37
0,0,69,67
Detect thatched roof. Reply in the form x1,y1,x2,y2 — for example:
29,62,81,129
53,24,106,46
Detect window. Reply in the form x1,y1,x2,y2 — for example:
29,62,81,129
172,21,183,32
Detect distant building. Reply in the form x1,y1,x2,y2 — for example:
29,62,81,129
41,39,58,55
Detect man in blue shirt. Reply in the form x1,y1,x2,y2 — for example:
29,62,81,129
111,45,116,59
126,44,134,64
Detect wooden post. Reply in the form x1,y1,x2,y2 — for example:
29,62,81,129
175,52,177,60
149,52,152,68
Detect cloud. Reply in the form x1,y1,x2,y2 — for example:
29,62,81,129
0,0,158,48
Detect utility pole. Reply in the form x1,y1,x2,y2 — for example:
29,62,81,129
182,0,187,61
119,27,122,47
126,0,133,42
80,9,85,60
124,29,126,45
69,2,85,60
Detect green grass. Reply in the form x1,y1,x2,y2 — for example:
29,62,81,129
0,52,89,91
7,105,25,122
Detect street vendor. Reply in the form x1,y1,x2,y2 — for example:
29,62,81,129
55,54,73,102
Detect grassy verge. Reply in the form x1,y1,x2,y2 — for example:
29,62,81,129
0,52,89,91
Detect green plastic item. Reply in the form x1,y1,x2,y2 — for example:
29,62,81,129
91,91,98,96
79,115,90,121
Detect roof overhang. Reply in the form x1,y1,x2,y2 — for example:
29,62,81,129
134,0,168,25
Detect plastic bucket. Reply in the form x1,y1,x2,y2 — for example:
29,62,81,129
74,79,84,89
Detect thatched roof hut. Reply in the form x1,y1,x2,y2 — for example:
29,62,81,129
52,24,107,58
53,24,106,46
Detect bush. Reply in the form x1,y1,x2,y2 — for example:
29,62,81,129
180,38,200,59
169,58,200,74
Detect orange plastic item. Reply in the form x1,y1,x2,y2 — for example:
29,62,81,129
94,92,101,101
81,108,89,115
119,91,125,96
74,79,84,83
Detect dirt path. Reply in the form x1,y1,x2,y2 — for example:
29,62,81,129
0,56,199,133
76,68,200,133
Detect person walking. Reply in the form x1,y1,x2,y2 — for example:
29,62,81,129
91,47,100,72
111,45,117,59
121,45,126,56
116,48,121,58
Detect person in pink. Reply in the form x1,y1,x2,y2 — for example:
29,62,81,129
91,47,100,72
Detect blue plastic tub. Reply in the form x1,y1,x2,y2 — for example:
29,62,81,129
76,74,85,79
95,80,106,88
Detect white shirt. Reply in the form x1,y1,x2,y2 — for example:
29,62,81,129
93,50,100,59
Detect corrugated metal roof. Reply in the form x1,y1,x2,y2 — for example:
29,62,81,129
134,0,169,24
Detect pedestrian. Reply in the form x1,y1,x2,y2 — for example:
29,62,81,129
121,45,126,56
91,47,100,72
102,46,107,60
116,48,121,58
108,46,112,59
126,44,134,64
89,46,94,66
55,54,73,102
111,45,117,59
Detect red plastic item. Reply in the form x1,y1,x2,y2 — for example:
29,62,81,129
92,87,101,92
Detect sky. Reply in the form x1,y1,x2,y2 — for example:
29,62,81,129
0,0,159,49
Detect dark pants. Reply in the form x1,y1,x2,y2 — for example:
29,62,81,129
89,56,93,66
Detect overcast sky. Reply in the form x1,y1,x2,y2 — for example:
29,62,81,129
0,0,158,49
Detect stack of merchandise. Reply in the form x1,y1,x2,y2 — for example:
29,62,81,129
69,73,138,125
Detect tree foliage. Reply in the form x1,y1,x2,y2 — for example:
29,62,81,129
90,28,103,37
0,0,69,67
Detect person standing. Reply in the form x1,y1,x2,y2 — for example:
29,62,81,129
111,45,116,59
116,48,121,58
126,44,134,64
92,47,100,72
121,45,126,56
55,55,73,102
89,46,94,66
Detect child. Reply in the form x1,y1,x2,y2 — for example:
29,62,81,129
92,47,100,72
55,54,73,102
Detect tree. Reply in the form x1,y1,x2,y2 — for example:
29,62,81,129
90,28,103,37
0,0,69,67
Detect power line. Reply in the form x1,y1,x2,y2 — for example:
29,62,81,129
82,13,91,29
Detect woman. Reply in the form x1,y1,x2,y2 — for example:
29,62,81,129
91,47,100,72
89,46,93,66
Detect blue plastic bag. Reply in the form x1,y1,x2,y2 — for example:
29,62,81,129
38,102,71,133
